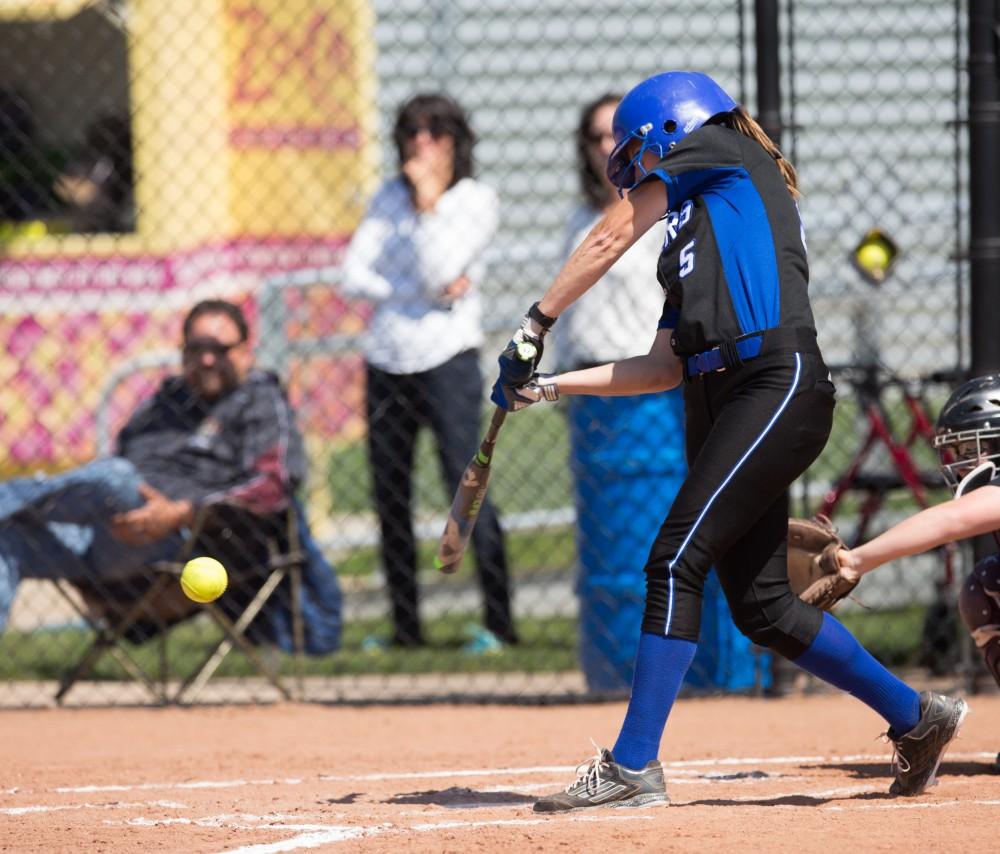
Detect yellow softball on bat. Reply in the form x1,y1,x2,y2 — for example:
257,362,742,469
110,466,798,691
516,341,538,361
180,556,229,603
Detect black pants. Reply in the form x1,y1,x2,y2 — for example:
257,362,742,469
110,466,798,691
641,351,835,660
366,350,515,645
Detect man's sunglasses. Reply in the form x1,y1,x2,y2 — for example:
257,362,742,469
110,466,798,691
182,337,242,359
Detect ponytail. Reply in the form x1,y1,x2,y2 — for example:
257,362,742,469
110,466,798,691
724,106,800,199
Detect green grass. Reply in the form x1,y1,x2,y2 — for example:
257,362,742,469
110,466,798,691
1,604,938,683
323,404,577,580
838,603,947,668
334,525,576,579
324,405,573,516
0,612,579,682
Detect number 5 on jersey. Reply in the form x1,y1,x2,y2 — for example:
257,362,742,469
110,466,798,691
679,239,696,277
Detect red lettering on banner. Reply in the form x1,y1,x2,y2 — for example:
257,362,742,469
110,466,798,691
229,6,356,130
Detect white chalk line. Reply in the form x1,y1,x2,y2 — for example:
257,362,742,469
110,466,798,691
409,814,659,831
824,799,1000,812
211,814,659,854
52,777,305,794
318,765,573,783
6,747,999,853
120,813,344,830
202,796,1000,854
2,799,187,817
217,824,387,852
19,750,992,799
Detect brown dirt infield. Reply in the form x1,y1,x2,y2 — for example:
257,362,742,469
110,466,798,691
2,693,998,853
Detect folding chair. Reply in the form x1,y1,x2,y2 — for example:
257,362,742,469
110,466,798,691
52,501,306,705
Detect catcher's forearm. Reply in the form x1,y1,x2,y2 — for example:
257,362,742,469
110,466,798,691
852,486,1000,575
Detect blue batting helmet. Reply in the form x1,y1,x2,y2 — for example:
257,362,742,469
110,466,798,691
606,71,738,193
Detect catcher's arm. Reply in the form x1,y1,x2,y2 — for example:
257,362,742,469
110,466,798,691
845,484,1000,577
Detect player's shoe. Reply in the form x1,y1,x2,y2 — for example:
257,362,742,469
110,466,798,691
533,746,669,813
886,690,968,796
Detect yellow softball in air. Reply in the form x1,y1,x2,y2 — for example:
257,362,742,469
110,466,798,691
180,556,229,603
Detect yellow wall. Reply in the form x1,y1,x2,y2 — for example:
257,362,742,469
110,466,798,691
130,0,232,250
224,0,378,237
1,0,378,257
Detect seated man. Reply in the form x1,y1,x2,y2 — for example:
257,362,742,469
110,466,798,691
0,299,340,653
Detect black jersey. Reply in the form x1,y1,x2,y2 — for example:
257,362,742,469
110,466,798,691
643,124,816,357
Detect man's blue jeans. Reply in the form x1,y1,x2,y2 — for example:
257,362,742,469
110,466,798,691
0,458,184,631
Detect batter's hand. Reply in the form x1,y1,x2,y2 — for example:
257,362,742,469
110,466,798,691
490,303,556,409
502,373,560,411
111,483,193,545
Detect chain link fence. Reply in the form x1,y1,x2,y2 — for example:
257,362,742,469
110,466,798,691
0,0,977,707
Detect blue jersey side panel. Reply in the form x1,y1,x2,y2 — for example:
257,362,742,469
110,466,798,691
702,171,781,335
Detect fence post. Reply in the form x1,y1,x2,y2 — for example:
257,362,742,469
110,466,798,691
754,0,783,143
969,0,1000,573
968,0,1000,377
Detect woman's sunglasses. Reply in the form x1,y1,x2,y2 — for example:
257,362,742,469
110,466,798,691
399,117,451,139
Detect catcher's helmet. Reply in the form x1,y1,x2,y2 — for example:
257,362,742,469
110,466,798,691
934,374,1000,492
606,71,737,194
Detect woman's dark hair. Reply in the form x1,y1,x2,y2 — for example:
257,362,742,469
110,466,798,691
182,299,249,343
575,92,622,210
392,93,475,188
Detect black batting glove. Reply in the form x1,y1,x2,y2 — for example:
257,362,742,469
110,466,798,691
490,303,557,409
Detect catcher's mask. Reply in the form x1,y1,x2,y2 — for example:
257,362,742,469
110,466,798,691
606,71,737,196
934,374,1000,494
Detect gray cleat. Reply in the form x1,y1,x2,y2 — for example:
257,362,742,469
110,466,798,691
887,691,968,796
533,746,669,813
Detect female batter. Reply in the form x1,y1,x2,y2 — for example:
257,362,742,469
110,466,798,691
491,71,966,810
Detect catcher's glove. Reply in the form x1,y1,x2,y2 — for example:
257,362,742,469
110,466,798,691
787,515,858,610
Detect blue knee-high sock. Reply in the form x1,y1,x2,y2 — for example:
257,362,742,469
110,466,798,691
794,612,920,733
612,632,697,770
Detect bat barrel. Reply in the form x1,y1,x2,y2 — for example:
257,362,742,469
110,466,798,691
435,410,505,573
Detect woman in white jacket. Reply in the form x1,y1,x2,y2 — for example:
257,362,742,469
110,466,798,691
342,93,515,651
